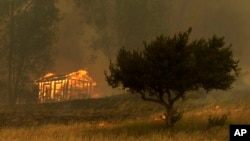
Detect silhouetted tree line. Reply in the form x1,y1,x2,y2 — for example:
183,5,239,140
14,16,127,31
0,0,60,104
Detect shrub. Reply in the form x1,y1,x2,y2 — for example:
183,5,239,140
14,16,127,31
171,109,183,125
207,113,229,128
162,109,183,126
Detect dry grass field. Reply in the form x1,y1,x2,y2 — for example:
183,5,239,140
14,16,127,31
0,89,249,141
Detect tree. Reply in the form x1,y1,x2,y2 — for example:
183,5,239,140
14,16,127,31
105,28,240,127
0,0,60,104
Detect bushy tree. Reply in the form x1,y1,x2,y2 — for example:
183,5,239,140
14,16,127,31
105,28,240,127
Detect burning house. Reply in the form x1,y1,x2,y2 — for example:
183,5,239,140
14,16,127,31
36,69,96,103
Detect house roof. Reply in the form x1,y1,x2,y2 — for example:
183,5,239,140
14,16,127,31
36,69,95,83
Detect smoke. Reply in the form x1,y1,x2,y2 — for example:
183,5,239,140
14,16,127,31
55,0,250,95
165,0,249,55
163,0,250,89
55,0,118,96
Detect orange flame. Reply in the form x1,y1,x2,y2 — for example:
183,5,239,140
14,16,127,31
44,72,54,78
36,69,97,103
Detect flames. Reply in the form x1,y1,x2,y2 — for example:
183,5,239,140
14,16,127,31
36,69,97,103
70,70,93,83
43,72,54,78
154,113,167,121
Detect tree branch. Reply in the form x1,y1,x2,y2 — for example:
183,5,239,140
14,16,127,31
172,91,185,103
140,92,167,107
143,97,167,107
167,90,172,105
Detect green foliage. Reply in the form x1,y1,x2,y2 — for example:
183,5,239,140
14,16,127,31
191,36,240,91
105,28,240,127
207,114,229,128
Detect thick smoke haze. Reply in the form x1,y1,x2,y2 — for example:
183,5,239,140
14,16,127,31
55,0,250,96
55,0,115,96
164,0,250,89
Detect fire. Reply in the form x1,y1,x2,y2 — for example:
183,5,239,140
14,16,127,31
36,69,97,103
68,70,87,79
98,122,105,127
44,72,54,78
154,113,167,121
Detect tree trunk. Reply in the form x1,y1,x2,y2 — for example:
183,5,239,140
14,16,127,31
166,104,174,127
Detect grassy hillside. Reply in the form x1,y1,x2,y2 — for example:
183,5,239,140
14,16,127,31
0,89,249,141
0,93,164,127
